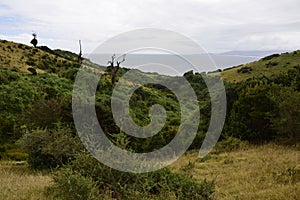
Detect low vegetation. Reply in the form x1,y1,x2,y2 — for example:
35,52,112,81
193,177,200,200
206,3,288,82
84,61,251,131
0,161,51,200
0,39,299,199
220,50,300,82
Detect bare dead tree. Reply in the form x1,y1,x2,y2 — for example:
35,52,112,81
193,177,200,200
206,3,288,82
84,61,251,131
107,54,116,68
116,54,126,67
78,40,83,64
109,54,126,84
30,33,38,47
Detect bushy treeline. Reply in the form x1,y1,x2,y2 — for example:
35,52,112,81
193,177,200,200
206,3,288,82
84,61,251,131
0,52,215,199
222,65,300,144
184,66,300,145
1,60,299,163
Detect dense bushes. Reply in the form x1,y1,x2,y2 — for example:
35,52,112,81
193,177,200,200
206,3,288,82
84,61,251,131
0,115,15,144
47,152,215,200
47,168,100,200
225,84,276,141
268,86,300,144
0,68,73,149
19,123,82,169
223,66,300,144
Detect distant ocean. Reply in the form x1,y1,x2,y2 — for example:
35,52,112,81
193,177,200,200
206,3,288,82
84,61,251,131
88,50,288,76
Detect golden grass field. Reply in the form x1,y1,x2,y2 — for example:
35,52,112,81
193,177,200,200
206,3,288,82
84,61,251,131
0,161,51,200
0,143,299,200
171,143,300,200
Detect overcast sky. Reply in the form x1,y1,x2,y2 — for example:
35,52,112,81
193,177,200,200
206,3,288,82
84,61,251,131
0,0,299,54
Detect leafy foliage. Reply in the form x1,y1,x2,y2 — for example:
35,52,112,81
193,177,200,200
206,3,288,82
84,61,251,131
48,152,215,200
19,123,82,169
268,86,300,144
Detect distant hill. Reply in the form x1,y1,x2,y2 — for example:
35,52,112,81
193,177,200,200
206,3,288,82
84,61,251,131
217,50,290,57
219,50,300,82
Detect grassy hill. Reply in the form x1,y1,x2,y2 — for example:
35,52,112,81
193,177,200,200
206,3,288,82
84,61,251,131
219,50,300,82
0,39,104,76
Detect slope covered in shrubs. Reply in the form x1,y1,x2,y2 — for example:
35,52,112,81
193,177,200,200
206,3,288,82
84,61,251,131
0,39,299,199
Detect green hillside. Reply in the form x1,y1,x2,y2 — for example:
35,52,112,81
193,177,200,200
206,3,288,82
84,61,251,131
220,50,300,82
0,39,299,199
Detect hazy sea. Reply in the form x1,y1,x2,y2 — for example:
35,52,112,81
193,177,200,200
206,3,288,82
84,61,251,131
88,50,287,76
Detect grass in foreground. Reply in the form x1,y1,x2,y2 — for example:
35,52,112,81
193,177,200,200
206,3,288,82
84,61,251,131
171,143,300,200
0,143,298,200
0,161,52,200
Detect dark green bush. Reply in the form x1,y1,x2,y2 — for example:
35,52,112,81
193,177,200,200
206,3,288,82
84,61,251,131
25,58,36,66
48,152,215,199
22,98,64,129
17,43,24,49
47,168,100,200
266,61,279,68
19,123,82,169
27,67,37,75
237,66,252,74
61,67,79,81
0,115,16,144
261,53,280,61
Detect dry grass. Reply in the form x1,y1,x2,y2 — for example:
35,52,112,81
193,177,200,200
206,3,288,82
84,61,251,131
0,161,52,200
171,143,300,200
0,40,73,74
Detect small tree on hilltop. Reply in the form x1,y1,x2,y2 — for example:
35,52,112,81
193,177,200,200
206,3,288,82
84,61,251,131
30,33,38,48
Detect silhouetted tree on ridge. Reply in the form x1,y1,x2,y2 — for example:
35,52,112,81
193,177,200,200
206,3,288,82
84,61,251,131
30,33,38,47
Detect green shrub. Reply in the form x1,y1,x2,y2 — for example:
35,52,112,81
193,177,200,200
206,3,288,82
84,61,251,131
237,66,252,74
17,43,24,49
47,168,100,200
261,53,280,61
19,123,82,169
25,59,35,66
266,61,279,68
27,67,37,75
22,98,64,129
61,68,79,81
49,152,215,199
0,115,16,144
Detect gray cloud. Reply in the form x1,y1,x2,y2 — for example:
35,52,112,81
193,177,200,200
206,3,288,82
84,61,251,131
0,0,299,53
